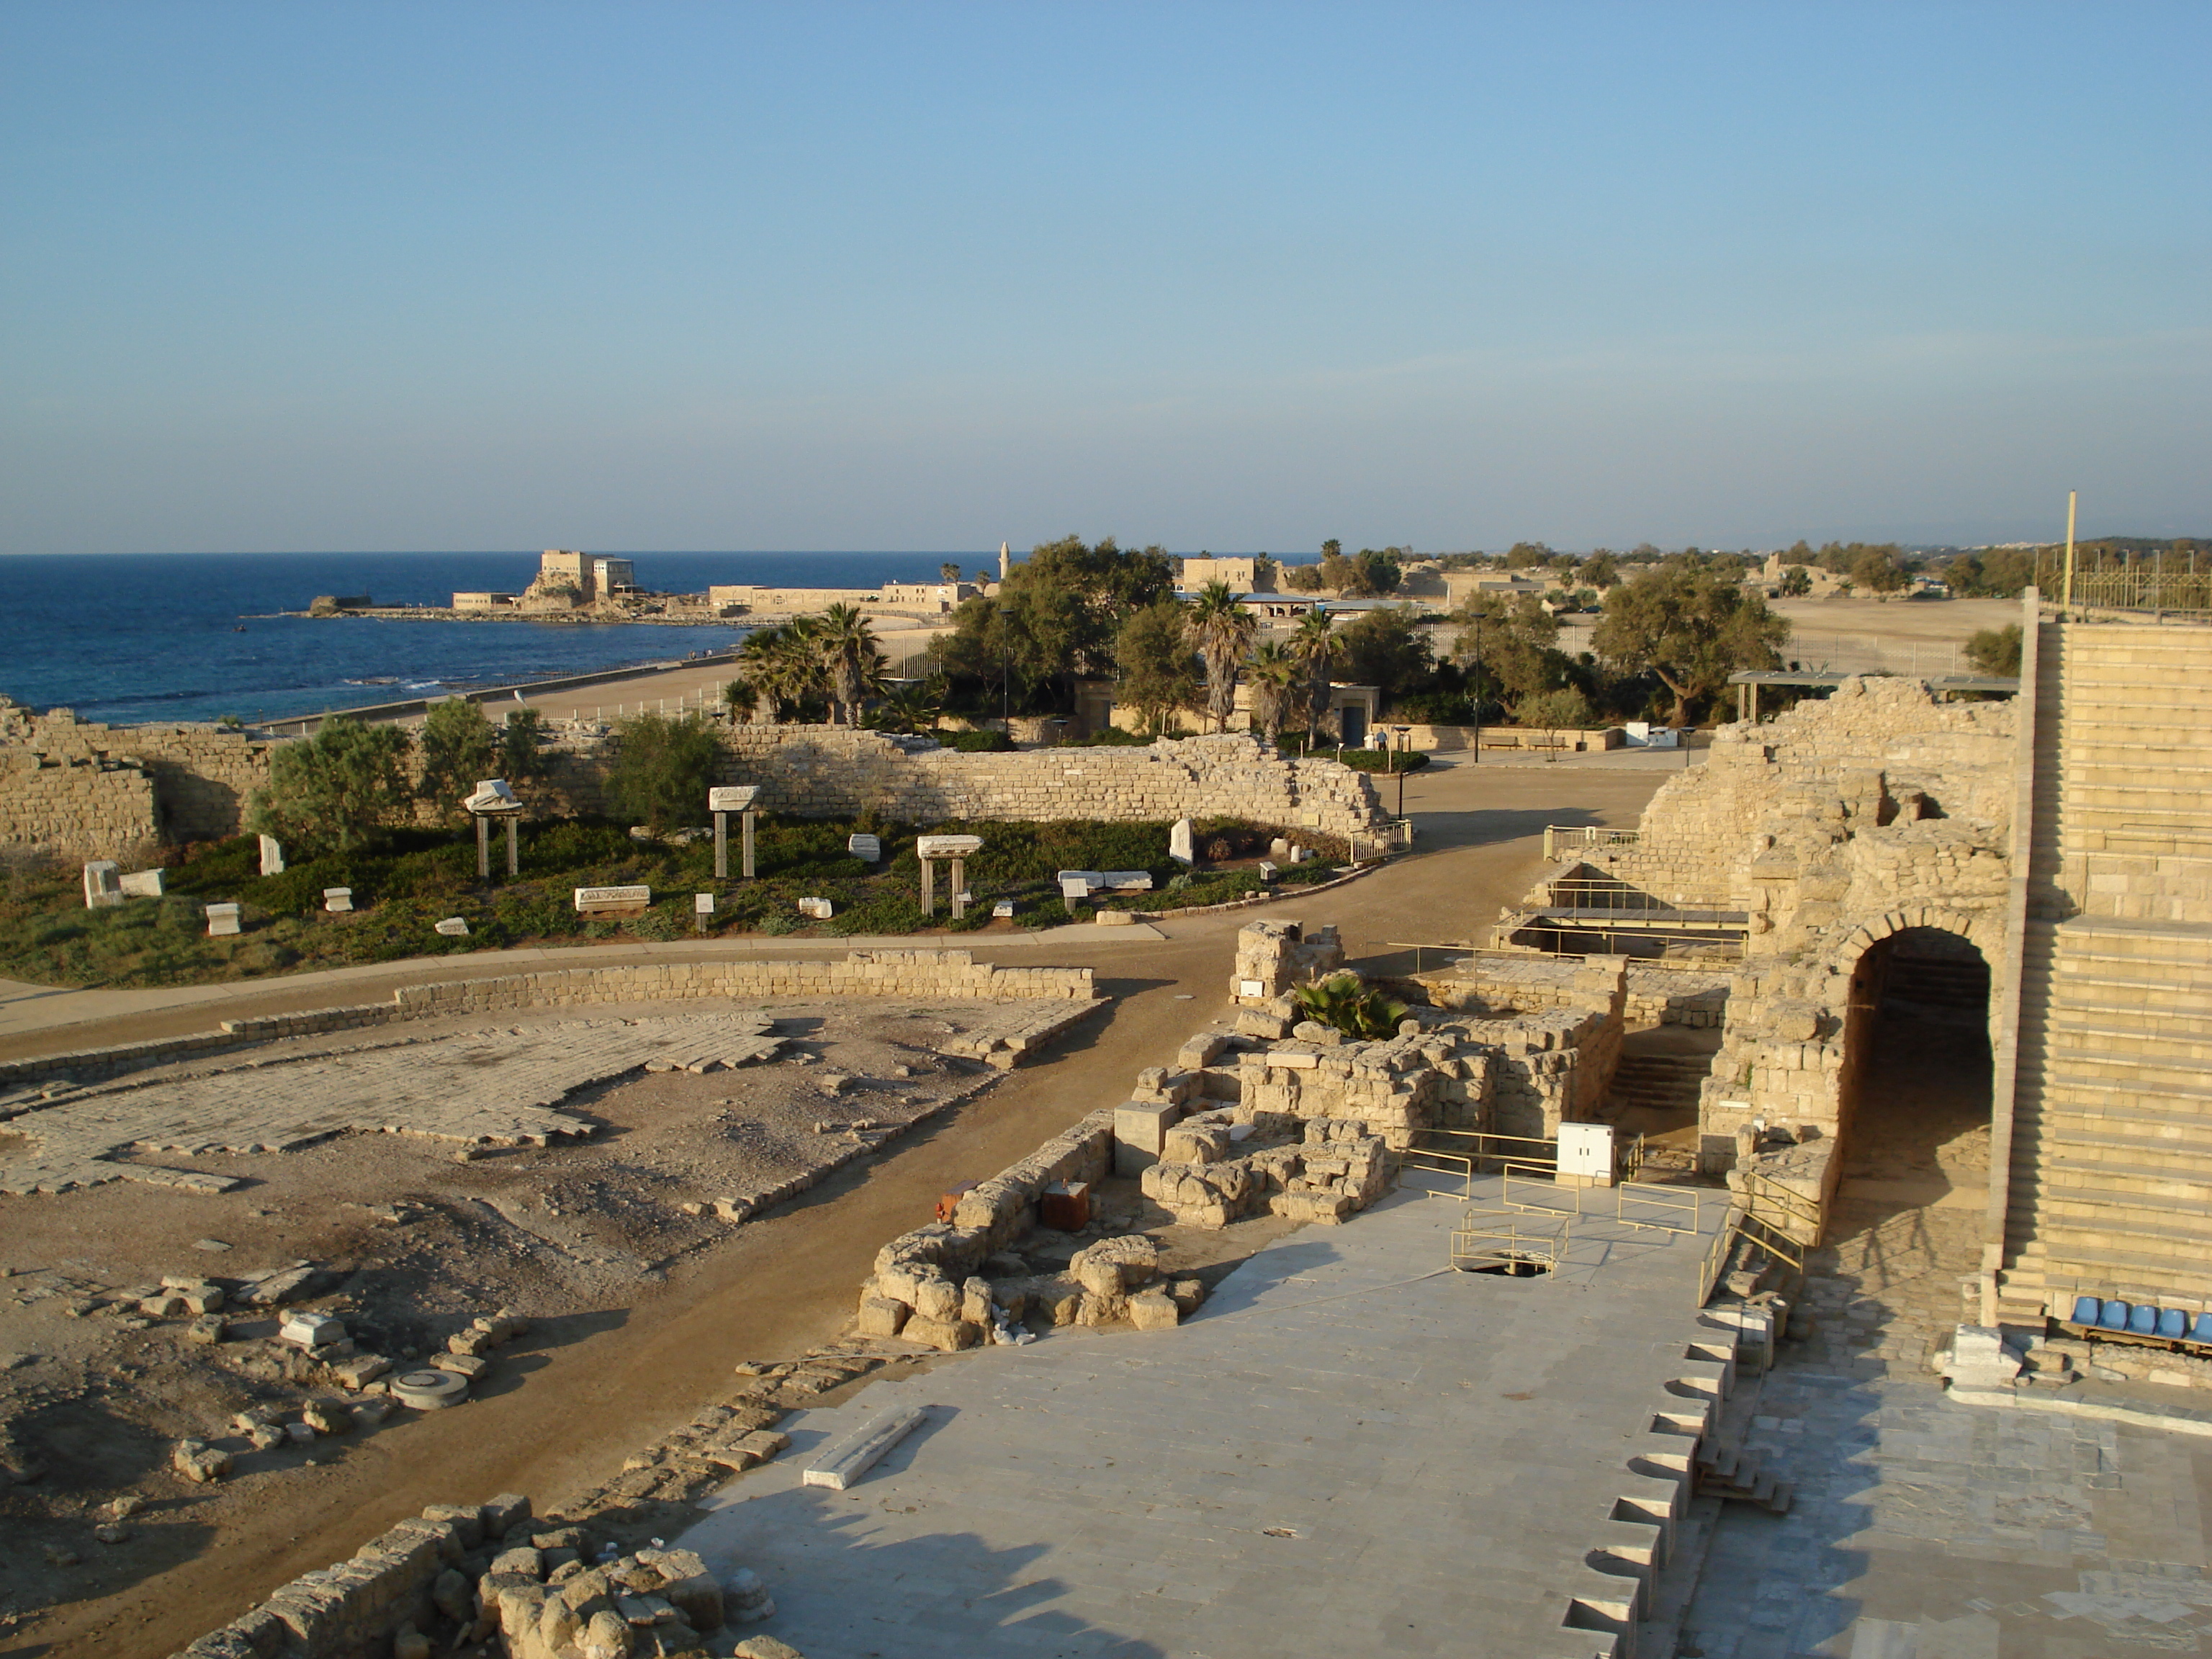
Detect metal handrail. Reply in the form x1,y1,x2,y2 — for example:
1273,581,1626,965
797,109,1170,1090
1616,1180,1703,1236
1542,825,1643,859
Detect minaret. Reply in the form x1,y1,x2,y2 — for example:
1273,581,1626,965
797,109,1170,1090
999,541,1010,580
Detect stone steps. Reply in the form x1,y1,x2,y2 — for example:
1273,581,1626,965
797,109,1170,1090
2007,631,2212,1309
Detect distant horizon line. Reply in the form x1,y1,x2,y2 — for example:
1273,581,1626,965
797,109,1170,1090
2,536,2203,561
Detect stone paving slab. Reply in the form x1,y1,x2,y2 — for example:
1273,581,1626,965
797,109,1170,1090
683,1179,1723,1659
0,1012,784,1193
1681,1355,2212,1658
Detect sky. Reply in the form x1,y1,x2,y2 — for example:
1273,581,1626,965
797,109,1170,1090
2,2,2206,556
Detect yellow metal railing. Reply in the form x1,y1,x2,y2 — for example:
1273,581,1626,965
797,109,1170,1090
1738,1167,1822,1248
1451,1204,1573,1273
1614,1180,1704,1237
1542,824,1643,860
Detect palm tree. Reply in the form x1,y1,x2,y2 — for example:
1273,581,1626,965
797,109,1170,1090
1288,608,1336,746
1245,642,1300,745
815,603,886,725
864,679,945,735
1187,581,1256,733
738,620,827,723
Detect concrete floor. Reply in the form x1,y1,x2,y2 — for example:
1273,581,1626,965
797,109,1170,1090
681,1174,1726,1659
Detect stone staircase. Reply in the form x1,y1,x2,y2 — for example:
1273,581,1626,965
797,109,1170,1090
2000,622,2212,1314
1606,1051,1717,1117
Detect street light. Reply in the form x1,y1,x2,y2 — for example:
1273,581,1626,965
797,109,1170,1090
1390,725,1412,818
1467,615,1483,766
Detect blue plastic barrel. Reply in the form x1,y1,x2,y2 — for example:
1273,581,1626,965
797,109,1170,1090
2131,1304,2159,1335
2101,1299,2131,1329
2072,1295,2102,1326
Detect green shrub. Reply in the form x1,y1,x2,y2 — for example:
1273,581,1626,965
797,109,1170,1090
247,716,413,852
1331,749,1429,773
604,713,721,830
946,728,1015,752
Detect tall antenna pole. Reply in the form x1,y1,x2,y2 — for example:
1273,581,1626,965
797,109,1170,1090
2063,490,2078,613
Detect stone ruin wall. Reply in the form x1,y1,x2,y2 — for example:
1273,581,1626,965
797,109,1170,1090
0,698,1386,864
0,700,282,864
707,726,1387,840
1585,678,2018,1162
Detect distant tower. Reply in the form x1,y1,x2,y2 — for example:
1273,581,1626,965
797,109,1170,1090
999,541,1010,580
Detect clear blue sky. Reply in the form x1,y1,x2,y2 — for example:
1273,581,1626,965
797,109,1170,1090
3,2,2206,554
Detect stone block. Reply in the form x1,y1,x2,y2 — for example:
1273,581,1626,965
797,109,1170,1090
899,1315,980,1352
1113,1101,1182,1176
855,1295,909,1338
801,1405,929,1491
1128,1291,1180,1331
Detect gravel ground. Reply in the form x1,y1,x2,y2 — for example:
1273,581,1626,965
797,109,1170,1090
0,997,1015,1637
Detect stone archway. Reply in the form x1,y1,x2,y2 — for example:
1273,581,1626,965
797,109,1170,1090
1825,922,1997,1335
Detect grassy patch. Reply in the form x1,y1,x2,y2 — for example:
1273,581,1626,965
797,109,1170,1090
0,813,1339,988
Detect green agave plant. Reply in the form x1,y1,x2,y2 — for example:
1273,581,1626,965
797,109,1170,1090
1291,973,1408,1041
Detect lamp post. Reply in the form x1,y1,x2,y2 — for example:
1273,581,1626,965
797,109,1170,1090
1468,615,1483,766
1390,725,1412,819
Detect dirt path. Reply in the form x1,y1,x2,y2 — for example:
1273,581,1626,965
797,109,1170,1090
4,762,1665,1659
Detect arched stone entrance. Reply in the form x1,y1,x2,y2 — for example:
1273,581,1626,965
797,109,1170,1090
1838,926,1994,1180
1830,924,1997,1317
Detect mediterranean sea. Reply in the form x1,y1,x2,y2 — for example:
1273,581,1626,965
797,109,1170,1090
0,552,979,727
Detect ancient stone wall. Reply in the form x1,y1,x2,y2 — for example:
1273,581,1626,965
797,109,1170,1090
0,698,1385,863
709,727,1388,838
0,700,281,861
1571,678,2018,1162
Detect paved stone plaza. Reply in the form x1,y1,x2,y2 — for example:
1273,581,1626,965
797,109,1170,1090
0,1012,786,1192
683,1177,1726,1659
1674,1184,2212,1659
1681,1349,2212,1658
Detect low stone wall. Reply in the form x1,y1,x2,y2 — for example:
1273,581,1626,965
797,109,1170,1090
714,727,1388,839
1623,966,1732,1028
0,698,1387,862
1397,723,1624,753
179,1492,529,1659
0,952,1097,1093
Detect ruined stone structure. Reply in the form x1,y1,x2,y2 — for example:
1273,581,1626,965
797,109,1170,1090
0,702,1385,863
0,697,281,862
707,727,1386,839
1527,608,2212,1324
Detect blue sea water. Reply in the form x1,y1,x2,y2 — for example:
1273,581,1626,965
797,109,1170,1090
0,552,981,726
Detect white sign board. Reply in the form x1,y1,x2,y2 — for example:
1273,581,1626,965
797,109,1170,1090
917,834,983,858
693,892,715,914
848,834,882,862
574,884,652,914
1556,1123,1615,1180
709,786,760,812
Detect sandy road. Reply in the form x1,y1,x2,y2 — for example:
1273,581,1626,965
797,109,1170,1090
4,759,1667,1659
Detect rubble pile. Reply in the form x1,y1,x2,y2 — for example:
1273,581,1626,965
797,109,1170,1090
166,1490,815,1659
